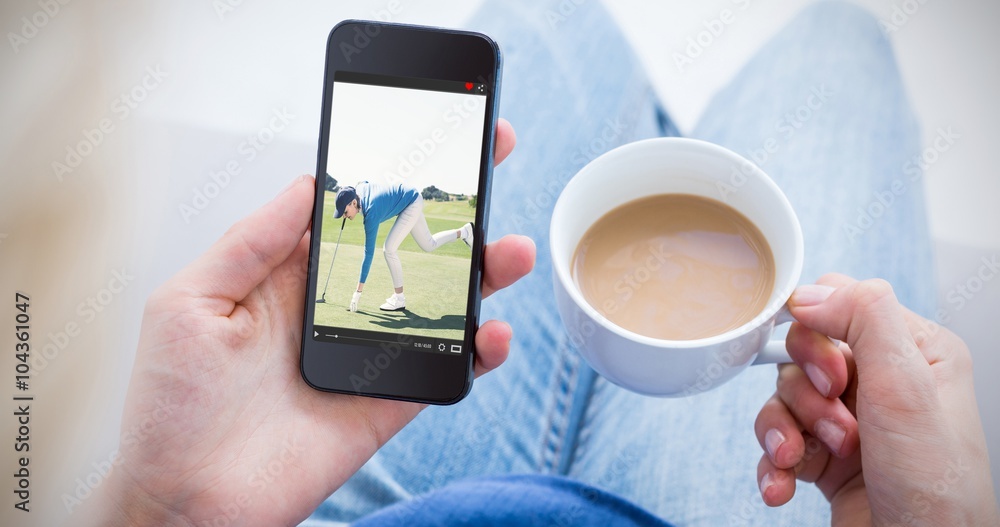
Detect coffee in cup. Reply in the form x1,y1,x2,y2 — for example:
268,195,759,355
550,138,804,396
571,193,775,341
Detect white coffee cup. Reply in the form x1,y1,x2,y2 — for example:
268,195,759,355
550,138,803,397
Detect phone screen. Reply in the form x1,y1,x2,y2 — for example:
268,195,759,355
309,71,489,356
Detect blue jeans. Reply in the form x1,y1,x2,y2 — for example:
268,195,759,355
304,1,935,525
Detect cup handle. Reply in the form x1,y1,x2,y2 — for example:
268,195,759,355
751,305,796,365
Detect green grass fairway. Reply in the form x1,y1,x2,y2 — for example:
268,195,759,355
314,191,475,340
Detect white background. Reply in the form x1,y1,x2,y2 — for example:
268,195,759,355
328,81,486,195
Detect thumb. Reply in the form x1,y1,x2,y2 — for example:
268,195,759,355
172,175,315,313
788,279,938,402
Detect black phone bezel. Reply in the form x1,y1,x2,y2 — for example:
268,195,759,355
299,20,502,405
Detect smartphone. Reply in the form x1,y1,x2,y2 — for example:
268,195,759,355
299,21,502,405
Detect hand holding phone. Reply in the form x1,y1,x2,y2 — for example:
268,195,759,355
89,124,528,527
87,22,530,525
301,21,507,404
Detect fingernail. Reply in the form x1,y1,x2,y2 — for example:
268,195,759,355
815,419,846,454
765,428,785,460
804,363,833,398
759,472,774,498
791,284,836,307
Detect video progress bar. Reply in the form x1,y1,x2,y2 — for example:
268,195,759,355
313,330,463,354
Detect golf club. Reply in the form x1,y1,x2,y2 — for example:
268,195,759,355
316,216,347,303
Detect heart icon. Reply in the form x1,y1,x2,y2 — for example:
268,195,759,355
465,82,473,90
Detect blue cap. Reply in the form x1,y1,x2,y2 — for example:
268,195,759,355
333,186,357,219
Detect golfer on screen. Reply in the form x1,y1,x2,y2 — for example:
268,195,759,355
333,181,474,312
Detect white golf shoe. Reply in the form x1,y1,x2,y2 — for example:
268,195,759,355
380,293,406,311
460,222,474,249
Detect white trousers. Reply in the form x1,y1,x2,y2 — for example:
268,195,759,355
383,195,460,289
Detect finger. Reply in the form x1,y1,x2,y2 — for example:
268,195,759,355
836,342,859,415
261,230,312,320
482,235,536,299
794,434,832,483
813,272,855,289
787,278,937,395
494,118,516,166
272,230,311,292
786,322,849,398
342,318,514,454
173,175,315,314
777,365,859,458
814,273,940,347
473,320,512,377
755,395,806,469
757,455,796,507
